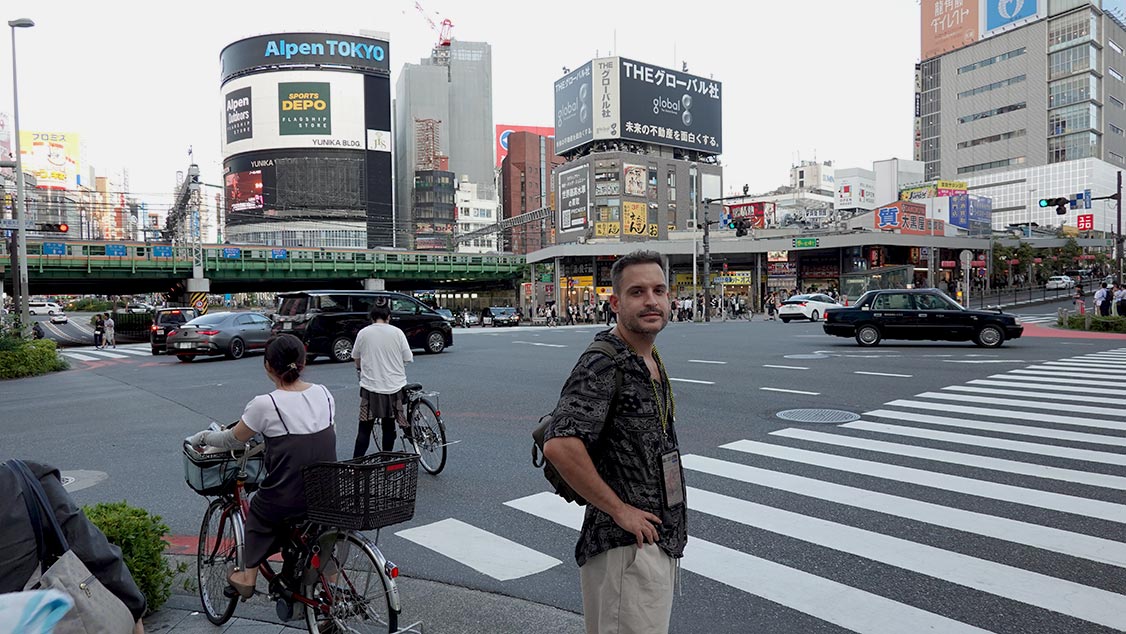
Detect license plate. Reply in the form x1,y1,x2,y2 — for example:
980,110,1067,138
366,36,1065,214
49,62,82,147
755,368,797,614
156,329,164,335
282,321,292,330
176,342,193,349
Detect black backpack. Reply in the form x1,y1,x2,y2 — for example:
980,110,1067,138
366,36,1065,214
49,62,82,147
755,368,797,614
532,341,623,506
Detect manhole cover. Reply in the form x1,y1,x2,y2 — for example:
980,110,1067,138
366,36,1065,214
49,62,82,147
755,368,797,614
776,409,861,424
60,476,76,487
784,354,830,360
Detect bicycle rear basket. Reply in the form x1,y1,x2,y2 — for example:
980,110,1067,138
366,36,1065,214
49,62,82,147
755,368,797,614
302,452,419,530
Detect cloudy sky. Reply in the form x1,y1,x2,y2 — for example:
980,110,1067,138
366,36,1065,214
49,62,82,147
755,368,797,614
0,0,919,213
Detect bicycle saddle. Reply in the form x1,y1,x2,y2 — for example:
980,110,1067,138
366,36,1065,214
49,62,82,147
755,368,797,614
404,383,423,392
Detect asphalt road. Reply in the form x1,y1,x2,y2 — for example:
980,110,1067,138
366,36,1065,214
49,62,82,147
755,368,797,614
5,300,1126,633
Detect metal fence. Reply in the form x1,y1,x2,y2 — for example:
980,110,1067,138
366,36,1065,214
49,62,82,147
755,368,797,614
962,285,1076,310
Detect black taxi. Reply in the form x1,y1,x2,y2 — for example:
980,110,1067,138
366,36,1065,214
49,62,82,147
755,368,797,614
822,288,1023,348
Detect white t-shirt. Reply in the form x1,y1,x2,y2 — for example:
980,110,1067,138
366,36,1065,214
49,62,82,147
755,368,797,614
352,323,413,394
242,384,335,438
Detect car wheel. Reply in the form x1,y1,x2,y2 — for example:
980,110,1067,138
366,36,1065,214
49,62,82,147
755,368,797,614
178,355,196,363
855,325,882,347
974,324,1005,348
780,317,792,323
425,330,446,354
810,310,820,322
331,336,353,363
226,337,245,360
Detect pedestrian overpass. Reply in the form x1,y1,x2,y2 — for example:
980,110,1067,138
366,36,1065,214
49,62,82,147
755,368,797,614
3,241,525,295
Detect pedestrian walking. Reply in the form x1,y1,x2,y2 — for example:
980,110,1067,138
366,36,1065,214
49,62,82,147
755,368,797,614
1096,282,1110,316
103,312,116,348
542,250,686,634
765,292,778,320
351,297,413,458
93,313,105,349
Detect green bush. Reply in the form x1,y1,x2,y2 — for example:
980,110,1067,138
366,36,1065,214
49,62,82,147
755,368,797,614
66,298,112,312
0,339,68,379
83,501,180,615
1064,315,1126,333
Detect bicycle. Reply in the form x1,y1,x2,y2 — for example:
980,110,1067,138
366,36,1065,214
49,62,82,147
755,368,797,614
185,440,423,633
373,383,449,475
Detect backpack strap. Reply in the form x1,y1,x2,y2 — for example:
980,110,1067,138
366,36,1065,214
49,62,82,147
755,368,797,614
584,340,624,454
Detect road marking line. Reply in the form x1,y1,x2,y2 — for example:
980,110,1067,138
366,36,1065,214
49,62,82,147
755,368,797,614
395,518,560,581
504,492,989,634
762,365,808,370
669,378,715,385
682,453,1126,566
81,350,128,359
512,341,566,348
111,348,150,356
865,409,1126,447
60,352,99,362
942,359,1031,364
761,387,820,395
969,378,1126,397
915,391,1125,417
688,359,727,364
885,399,1126,432
772,427,1126,489
686,486,1126,630
1069,357,1126,365
843,420,1126,466
944,384,1126,406
722,440,1126,523
1040,362,1126,373
854,371,913,377
1000,371,1126,387
1009,368,1126,380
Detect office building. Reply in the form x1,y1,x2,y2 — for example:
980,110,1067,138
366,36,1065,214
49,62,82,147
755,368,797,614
499,130,563,254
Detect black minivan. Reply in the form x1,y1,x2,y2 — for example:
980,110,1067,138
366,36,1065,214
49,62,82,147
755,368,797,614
272,290,453,362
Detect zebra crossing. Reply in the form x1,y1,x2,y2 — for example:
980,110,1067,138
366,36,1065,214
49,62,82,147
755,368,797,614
58,343,152,363
395,347,1126,632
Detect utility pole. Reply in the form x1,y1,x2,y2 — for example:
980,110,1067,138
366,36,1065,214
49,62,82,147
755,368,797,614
703,200,712,322
1118,170,1123,281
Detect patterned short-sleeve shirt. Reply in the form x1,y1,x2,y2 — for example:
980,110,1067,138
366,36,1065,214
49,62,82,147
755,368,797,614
544,330,688,567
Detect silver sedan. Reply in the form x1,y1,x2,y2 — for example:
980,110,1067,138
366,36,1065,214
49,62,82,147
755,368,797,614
165,312,273,362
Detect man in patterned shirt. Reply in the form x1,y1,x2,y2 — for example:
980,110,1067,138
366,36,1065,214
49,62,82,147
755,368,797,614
543,250,687,634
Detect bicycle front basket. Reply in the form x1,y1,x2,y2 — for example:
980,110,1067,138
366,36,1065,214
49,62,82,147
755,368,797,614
182,442,266,496
302,452,419,530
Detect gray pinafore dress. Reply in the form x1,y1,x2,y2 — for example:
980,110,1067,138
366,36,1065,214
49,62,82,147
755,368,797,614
243,385,338,568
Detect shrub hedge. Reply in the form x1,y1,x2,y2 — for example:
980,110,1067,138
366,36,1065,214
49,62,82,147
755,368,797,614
84,501,180,615
1064,315,1126,333
0,338,68,379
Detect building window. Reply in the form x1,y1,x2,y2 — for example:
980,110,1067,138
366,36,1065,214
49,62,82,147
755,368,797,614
1048,9,1098,51
956,157,1027,175
1113,68,1125,82
1112,40,1125,55
1048,102,1099,136
1111,123,1126,136
957,47,1026,74
1048,131,1099,163
1112,95,1126,108
1048,74,1097,108
957,75,1027,99
1111,151,1126,165
957,102,1027,124
1049,44,1098,80
957,129,1026,149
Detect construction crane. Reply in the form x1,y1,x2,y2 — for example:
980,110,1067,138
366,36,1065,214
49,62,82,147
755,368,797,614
413,1,453,47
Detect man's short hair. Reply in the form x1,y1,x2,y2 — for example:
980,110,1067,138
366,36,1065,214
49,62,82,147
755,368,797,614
610,250,666,295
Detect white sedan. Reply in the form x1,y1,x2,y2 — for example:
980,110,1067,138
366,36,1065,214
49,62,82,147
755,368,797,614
1045,276,1076,290
778,293,843,322
49,313,69,324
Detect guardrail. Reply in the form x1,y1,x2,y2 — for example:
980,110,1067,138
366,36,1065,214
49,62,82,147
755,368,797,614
962,286,1077,310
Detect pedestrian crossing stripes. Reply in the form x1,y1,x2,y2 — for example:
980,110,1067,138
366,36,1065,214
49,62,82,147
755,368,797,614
59,344,151,364
392,346,1126,632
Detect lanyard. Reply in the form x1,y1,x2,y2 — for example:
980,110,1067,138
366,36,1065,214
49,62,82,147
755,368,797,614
649,346,673,437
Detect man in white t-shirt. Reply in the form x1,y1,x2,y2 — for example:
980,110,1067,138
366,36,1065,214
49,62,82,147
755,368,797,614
351,298,413,458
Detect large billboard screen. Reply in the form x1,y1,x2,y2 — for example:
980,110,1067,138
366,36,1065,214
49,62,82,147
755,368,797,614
222,70,388,157
921,0,980,60
19,131,80,190
983,0,1041,37
221,33,389,82
495,124,554,167
554,57,722,155
557,164,590,232
618,57,722,154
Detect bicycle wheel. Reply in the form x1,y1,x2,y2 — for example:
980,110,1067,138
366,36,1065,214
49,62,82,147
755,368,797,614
303,531,397,633
197,498,239,625
410,398,447,475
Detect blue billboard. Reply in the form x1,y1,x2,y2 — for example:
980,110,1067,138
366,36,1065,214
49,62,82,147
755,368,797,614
985,0,1039,34
968,195,993,237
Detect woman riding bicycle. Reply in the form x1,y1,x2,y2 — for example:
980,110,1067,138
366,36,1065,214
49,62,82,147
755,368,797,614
188,334,337,600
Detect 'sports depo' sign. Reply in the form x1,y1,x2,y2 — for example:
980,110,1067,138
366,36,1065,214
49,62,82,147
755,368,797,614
278,81,331,135
281,91,326,111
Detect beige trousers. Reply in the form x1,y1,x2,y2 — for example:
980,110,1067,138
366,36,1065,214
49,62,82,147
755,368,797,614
580,543,676,634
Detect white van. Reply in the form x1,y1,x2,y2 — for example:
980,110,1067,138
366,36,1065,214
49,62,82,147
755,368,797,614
28,301,63,315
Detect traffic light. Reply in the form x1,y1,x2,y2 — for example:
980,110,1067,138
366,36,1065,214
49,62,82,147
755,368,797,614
1038,197,1070,215
734,219,749,237
37,222,68,232
727,217,737,230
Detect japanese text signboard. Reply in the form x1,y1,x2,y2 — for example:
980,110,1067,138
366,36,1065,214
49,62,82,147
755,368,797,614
1078,214,1094,231
921,0,979,60
557,165,590,232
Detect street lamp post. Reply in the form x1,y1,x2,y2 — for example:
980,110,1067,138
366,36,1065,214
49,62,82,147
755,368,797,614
8,18,34,337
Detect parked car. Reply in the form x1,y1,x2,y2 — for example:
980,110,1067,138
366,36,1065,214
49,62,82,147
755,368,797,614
1045,275,1076,290
460,312,480,327
272,290,453,361
483,306,520,327
124,302,154,313
777,293,843,322
166,311,273,362
49,313,69,324
435,308,456,325
28,301,62,316
150,307,200,355
822,288,1023,348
